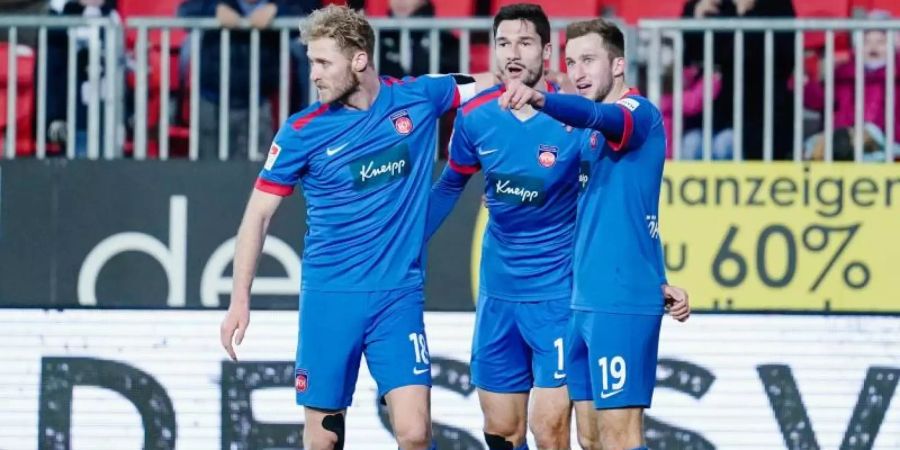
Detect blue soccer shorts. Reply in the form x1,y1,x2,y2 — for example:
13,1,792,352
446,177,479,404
294,286,431,410
566,310,663,409
470,294,571,393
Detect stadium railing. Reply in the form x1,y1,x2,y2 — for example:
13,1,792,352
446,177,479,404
640,18,899,162
1,16,898,162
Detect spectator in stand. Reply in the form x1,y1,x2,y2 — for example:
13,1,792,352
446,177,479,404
682,0,796,160
180,0,304,160
803,10,900,161
45,0,122,156
658,37,732,159
378,0,460,77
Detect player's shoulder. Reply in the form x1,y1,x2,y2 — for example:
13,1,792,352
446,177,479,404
460,84,504,116
283,102,331,134
615,90,659,115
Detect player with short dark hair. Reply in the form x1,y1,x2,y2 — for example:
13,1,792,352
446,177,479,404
500,18,691,450
427,5,600,450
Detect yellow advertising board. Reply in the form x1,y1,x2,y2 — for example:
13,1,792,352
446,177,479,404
660,162,900,312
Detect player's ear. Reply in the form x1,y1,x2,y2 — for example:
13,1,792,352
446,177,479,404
542,42,552,61
612,56,626,78
351,50,369,72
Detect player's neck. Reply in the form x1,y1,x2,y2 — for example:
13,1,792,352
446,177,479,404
340,70,381,111
511,75,548,120
602,78,630,103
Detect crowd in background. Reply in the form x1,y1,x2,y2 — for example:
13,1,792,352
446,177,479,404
0,0,898,160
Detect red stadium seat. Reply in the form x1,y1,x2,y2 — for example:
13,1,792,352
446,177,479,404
0,43,35,157
867,0,900,16
118,0,187,50
793,0,851,53
491,0,601,17
616,2,683,24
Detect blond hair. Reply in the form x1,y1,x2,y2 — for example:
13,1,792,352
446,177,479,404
301,5,375,59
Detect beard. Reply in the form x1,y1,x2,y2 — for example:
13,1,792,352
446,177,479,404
317,67,359,104
503,61,544,88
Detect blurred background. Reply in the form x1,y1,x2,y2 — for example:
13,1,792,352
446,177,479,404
0,0,898,449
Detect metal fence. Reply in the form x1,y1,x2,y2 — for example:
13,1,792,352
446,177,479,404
1,16,898,162
642,18,899,162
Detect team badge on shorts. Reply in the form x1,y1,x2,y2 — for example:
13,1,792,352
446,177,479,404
295,368,309,393
391,110,414,135
538,144,559,168
590,131,600,149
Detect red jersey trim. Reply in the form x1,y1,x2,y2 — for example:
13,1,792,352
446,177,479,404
607,105,634,152
448,159,481,175
462,89,504,115
255,178,294,196
292,104,329,131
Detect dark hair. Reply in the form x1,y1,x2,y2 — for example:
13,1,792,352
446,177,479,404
492,3,551,46
566,18,625,60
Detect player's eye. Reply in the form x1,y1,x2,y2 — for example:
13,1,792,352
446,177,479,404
566,60,575,68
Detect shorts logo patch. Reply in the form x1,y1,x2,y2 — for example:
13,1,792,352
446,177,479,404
295,368,309,393
537,144,559,168
264,142,281,171
590,131,600,149
391,110,414,135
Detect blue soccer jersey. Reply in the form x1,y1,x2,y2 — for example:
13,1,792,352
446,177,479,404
446,84,589,302
542,89,668,315
256,75,461,292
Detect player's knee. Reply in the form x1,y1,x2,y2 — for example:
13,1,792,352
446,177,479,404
394,421,431,450
530,416,569,449
483,417,526,447
576,432,601,450
305,413,344,450
597,428,637,450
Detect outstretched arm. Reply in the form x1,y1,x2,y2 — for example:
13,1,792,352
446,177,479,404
221,188,283,361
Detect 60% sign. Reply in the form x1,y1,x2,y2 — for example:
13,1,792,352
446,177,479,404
711,223,870,291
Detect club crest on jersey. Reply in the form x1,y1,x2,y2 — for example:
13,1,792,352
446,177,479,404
538,144,559,168
295,368,309,393
590,131,600,149
264,142,281,171
390,110,414,135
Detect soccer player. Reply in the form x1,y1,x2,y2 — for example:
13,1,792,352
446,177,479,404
430,6,690,449
218,6,487,450
426,4,581,449
500,19,691,450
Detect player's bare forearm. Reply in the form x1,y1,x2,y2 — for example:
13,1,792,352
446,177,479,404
231,189,283,303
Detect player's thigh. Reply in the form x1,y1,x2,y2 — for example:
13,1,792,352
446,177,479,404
477,388,529,440
516,299,571,389
566,311,593,405
303,407,348,450
573,401,600,450
596,407,644,450
528,386,572,447
585,312,663,410
471,294,532,393
383,385,432,446
295,291,366,410
364,287,432,400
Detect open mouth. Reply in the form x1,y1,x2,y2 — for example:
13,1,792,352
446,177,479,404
506,65,525,76
576,83,592,92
